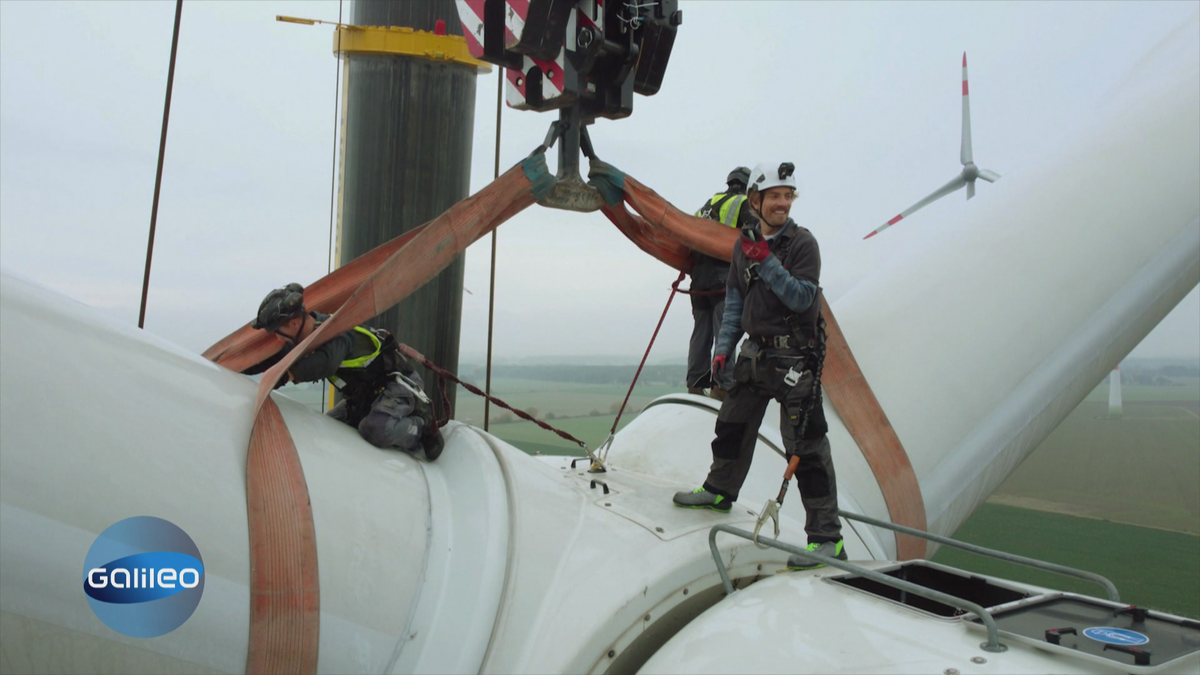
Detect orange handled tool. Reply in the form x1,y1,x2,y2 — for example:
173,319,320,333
754,455,803,549
775,455,802,503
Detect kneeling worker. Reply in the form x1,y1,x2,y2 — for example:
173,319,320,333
244,283,444,460
673,161,845,571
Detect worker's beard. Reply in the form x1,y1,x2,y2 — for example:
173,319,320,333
763,212,788,228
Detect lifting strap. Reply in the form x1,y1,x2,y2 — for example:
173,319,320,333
204,152,928,673
206,160,540,675
597,164,929,560
600,202,693,273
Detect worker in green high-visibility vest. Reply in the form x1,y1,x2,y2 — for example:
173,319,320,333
688,166,757,401
243,283,444,461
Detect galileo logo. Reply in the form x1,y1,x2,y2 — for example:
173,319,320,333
82,516,204,638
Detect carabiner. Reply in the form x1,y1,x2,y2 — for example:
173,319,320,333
753,499,781,550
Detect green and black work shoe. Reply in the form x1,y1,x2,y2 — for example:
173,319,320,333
672,487,732,512
786,540,847,571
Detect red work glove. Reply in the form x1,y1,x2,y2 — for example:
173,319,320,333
741,227,770,262
712,354,728,373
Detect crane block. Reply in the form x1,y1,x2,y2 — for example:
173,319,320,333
456,0,680,120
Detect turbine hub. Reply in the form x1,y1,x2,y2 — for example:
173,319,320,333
962,163,979,180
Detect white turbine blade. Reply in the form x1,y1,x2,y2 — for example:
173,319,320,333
977,168,1001,182
967,180,976,200
863,174,967,239
961,52,973,166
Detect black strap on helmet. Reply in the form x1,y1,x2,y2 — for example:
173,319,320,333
251,283,306,333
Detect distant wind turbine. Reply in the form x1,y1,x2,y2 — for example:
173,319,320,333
1109,366,1123,417
865,53,1001,240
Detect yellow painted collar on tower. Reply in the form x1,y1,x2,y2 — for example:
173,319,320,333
333,24,491,74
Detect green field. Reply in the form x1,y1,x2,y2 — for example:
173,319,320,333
451,376,682,455
453,376,681,425
932,503,1200,619
1082,375,1200,403
484,414,621,455
951,376,1200,619
992,398,1200,535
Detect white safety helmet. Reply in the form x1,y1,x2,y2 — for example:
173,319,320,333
746,161,798,196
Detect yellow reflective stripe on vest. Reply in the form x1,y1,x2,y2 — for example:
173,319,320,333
719,195,746,227
696,192,743,225
340,326,382,368
695,193,723,218
326,326,383,389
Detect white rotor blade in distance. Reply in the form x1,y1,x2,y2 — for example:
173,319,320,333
967,180,976,200
961,52,972,166
863,174,967,239
977,169,1001,182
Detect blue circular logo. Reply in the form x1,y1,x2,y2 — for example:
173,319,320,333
82,516,204,638
1083,627,1150,646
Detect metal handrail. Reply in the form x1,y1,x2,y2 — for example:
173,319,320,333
838,510,1120,602
708,525,1009,653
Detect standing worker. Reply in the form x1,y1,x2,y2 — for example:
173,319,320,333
688,166,756,400
673,161,846,571
243,283,444,460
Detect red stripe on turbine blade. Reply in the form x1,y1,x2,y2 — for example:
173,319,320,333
963,81,969,96
863,231,878,240
963,53,967,67
887,214,903,225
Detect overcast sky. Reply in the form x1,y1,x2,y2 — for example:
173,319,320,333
1,1,1197,364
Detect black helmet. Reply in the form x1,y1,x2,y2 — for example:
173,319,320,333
726,166,751,190
251,283,306,332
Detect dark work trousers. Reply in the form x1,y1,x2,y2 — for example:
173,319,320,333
328,374,427,452
702,343,842,544
687,291,732,390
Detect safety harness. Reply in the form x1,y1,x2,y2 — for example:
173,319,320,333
326,325,406,405
745,226,828,437
789,298,827,439
696,191,747,227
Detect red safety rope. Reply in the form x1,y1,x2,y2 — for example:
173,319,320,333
406,270,691,468
609,270,686,436
396,343,592,453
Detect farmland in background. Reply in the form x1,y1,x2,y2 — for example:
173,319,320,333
989,365,1199,535
931,503,1199,618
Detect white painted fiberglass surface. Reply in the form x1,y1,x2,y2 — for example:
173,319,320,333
823,19,1199,539
640,568,1128,675
0,273,433,673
